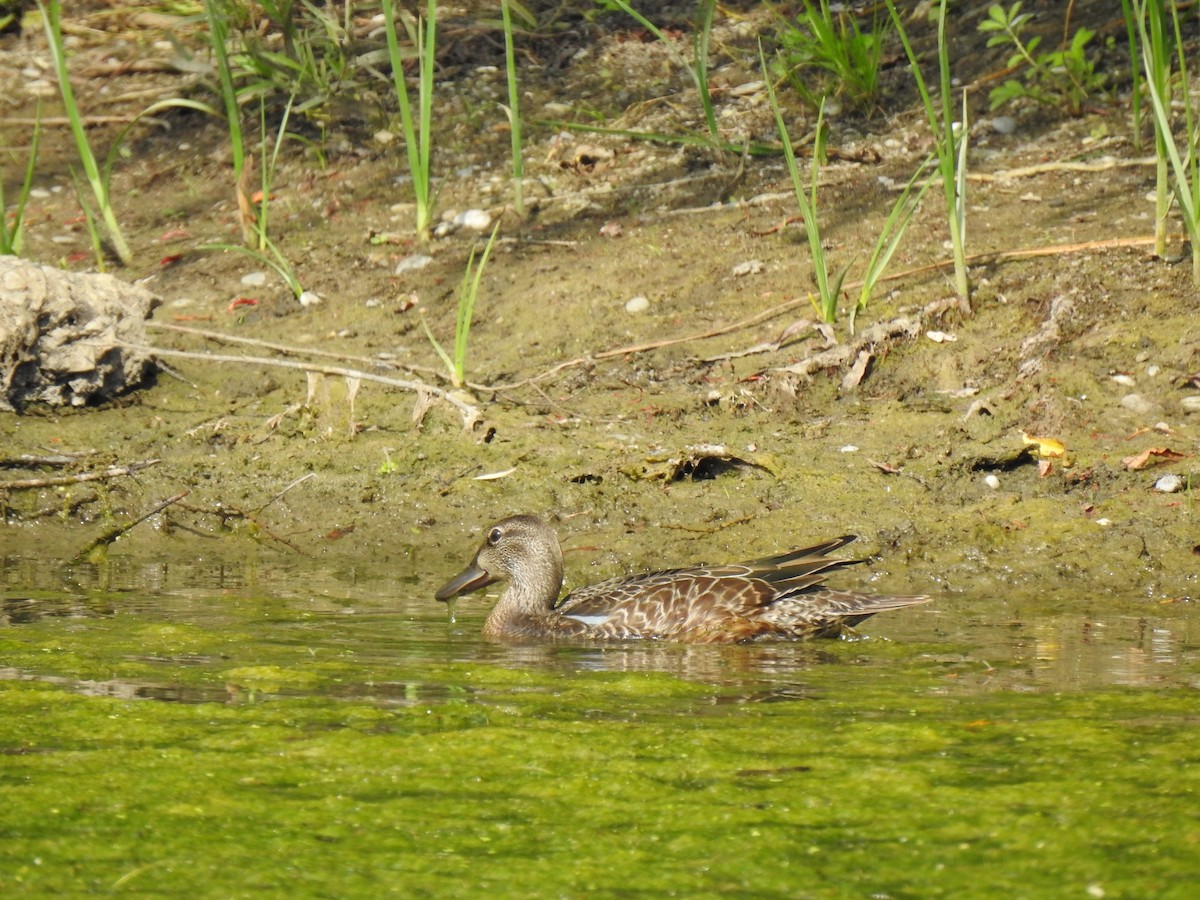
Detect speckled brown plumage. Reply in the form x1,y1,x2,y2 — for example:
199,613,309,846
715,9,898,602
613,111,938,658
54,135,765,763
435,515,931,643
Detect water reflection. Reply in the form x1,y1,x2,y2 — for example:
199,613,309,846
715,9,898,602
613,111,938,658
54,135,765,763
1,554,1196,704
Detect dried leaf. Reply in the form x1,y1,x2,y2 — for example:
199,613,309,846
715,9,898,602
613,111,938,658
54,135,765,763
1037,459,1053,478
1122,447,1187,470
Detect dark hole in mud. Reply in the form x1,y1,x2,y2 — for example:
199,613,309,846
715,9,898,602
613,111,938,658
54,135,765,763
672,455,749,481
962,446,1039,473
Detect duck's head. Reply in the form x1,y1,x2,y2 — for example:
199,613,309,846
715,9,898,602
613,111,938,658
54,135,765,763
435,514,565,607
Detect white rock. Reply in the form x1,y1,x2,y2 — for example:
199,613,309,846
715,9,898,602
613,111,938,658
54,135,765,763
984,474,1001,490
731,259,764,277
298,291,322,308
1120,393,1157,416
624,295,650,314
1154,474,1184,493
1180,396,1200,413
240,271,267,287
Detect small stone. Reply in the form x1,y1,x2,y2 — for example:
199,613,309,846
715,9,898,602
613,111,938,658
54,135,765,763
1153,474,1184,493
1120,393,1157,416
1111,374,1136,387
984,474,1000,490
374,130,396,145
240,271,267,287
838,445,858,453
1180,396,1200,413
298,291,322,308
926,330,957,343
624,295,650,314
395,254,434,275
990,116,1017,135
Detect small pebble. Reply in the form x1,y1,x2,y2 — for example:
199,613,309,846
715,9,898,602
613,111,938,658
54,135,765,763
1180,396,1200,413
395,253,434,275
455,209,492,231
1146,365,1160,377
984,474,1000,490
624,295,650,314
838,445,858,453
241,271,267,287
1154,474,1184,493
1111,374,1136,387
1120,393,1157,416
298,291,322,308
926,330,957,343
731,259,764,277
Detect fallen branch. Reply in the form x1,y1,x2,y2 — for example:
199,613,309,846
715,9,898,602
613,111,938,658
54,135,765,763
75,491,190,561
0,459,161,490
146,322,447,382
127,345,480,430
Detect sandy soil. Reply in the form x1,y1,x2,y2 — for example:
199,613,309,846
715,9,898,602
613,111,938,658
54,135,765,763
1,1,1196,610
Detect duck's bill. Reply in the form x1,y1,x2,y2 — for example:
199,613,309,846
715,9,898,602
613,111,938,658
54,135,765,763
435,562,495,601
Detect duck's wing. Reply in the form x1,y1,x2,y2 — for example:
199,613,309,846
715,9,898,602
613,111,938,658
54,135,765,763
551,536,869,635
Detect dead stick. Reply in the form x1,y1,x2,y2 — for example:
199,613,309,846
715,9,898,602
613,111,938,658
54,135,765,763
256,472,315,514
124,346,481,430
146,322,446,381
0,459,161,490
75,491,190,561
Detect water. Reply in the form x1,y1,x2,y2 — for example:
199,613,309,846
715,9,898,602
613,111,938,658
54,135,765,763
2,553,1198,897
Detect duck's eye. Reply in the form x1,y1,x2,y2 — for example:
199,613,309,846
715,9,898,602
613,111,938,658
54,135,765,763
487,527,503,545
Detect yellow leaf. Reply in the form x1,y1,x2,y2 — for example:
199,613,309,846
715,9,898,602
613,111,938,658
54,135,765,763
1021,432,1067,458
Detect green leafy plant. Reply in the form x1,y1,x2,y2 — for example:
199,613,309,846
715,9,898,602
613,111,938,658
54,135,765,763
978,2,1103,116
382,0,437,242
0,108,39,257
38,0,132,265
422,223,501,388
203,0,353,117
775,0,890,114
886,0,969,301
1135,0,1200,283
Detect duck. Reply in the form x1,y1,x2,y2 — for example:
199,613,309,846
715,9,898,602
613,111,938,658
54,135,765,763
435,514,931,643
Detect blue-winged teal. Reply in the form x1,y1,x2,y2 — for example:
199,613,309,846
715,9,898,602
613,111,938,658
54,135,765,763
435,515,931,642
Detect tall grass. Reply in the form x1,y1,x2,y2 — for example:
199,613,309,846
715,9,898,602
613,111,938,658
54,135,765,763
762,45,845,324
1135,0,1200,284
38,0,133,265
885,0,969,300
0,109,40,257
500,0,525,217
382,0,437,241
422,223,502,389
